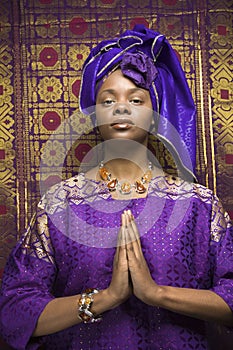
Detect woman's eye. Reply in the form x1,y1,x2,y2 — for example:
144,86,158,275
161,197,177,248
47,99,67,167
130,98,143,105
102,99,115,106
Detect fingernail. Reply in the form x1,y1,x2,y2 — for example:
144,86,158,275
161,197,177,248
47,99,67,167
127,209,133,219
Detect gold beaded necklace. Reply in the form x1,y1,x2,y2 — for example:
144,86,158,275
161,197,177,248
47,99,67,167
99,161,153,195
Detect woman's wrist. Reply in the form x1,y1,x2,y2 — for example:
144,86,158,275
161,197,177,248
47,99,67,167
87,288,121,318
105,286,131,308
77,289,103,323
140,283,164,306
101,288,124,309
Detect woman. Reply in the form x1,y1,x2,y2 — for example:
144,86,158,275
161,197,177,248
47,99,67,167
0,25,232,350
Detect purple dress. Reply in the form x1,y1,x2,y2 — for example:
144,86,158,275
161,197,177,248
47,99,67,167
0,174,233,350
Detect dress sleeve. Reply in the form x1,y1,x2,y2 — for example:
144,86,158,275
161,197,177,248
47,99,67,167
210,195,233,312
0,199,57,350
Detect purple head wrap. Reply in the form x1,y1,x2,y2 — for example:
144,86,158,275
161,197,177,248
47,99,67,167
120,52,158,89
79,25,197,180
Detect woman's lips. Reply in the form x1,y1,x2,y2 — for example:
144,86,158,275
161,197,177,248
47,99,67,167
111,123,132,130
110,119,134,130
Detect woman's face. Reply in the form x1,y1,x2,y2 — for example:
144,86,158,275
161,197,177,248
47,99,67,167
95,69,153,145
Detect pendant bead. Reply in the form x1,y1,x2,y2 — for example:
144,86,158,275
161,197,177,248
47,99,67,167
99,167,110,181
120,182,131,194
107,178,117,191
135,180,146,194
142,170,152,183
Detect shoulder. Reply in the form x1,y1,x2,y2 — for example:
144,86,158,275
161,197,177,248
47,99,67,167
38,173,96,214
151,173,214,203
161,175,232,235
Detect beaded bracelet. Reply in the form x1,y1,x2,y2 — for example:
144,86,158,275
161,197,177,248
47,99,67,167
78,288,102,323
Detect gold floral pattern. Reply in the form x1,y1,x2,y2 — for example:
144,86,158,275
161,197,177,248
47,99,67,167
67,44,90,71
70,111,93,134
41,140,66,166
35,14,59,38
38,77,63,102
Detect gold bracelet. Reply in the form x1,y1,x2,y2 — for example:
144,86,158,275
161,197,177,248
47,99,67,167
78,288,102,323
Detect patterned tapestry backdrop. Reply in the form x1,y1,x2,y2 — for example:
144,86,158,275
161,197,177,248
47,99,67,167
0,0,233,284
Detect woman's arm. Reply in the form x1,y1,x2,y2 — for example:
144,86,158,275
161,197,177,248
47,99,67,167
123,210,233,327
32,289,117,337
148,285,233,326
32,295,81,336
33,224,131,337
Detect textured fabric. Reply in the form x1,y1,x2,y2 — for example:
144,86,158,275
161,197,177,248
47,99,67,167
1,1,233,295
79,25,197,180
120,52,158,89
0,174,233,349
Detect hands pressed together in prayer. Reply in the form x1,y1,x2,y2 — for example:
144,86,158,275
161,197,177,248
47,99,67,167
107,209,158,307
32,212,233,337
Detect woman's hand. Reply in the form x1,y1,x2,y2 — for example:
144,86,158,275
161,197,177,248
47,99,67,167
123,210,158,305
106,217,132,308
106,209,158,308
103,211,233,327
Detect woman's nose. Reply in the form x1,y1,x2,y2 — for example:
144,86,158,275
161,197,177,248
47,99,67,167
113,102,131,115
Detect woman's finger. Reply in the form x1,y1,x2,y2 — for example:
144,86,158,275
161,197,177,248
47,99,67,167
128,212,141,246
125,210,143,258
113,214,128,269
115,215,125,263
119,226,128,261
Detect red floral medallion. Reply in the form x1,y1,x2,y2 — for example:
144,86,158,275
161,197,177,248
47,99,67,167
75,143,92,162
130,17,149,30
39,47,58,67
69,17,88,35
72,80,81,98
162,0,178,5
42,111,61,131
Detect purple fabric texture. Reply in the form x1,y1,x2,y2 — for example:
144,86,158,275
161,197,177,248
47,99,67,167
0,174,233,349
120,52,158,89
79,25,197,180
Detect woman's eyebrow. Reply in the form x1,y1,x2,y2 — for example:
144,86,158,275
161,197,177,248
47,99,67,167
98,89,115,95
99,88,146,95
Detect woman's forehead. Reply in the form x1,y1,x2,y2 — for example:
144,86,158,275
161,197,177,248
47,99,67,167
99,70,136,88
97,70,150,97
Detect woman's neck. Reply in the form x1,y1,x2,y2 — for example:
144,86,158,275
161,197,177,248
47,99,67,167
103,157,149,182
102,140,151,181
102,159,150,182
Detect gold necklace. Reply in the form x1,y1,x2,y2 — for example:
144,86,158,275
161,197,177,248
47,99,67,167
99,161,153,195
